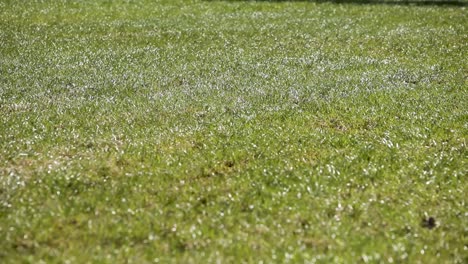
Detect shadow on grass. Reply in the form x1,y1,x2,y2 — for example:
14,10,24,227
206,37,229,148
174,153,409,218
207,0,468,7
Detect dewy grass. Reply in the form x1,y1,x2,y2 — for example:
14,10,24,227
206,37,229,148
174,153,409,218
0,0,467,262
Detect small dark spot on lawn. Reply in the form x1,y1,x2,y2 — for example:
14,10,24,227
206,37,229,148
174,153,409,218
191,141,203,149
421,217,436,229
224,160,234,167
198,197,208,206
176,240,190,252
299,219,310,229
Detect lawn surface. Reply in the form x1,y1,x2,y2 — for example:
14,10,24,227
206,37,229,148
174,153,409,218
0,0,467,263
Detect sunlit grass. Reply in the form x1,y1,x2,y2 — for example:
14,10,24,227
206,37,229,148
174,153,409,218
0,0,467,262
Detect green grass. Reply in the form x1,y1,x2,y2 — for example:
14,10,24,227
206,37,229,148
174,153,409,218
0,0,467,262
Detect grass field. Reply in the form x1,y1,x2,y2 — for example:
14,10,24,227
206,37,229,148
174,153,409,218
1,0,467,262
